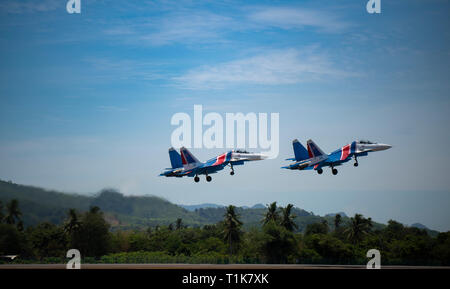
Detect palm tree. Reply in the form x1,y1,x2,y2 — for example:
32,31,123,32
5,199,22,225
89,206,101,214
262,202,279,225
366,217,373,229
17,220,24,231
334,214,342,230
344,214,372,244
176,218,183,230
0,201,4,223
64,208,81,235
280,204,298,232
223,205,243,256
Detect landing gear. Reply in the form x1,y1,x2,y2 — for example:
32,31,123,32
206,175,212,182
229,164,235,175
317,168,323,175
332,168,338,175
354,156,359,167
194,176,200,183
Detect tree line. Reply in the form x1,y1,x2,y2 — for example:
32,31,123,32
0,199,449,265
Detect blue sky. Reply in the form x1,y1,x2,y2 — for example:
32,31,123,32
0,0,449,231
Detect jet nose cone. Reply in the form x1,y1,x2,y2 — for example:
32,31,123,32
252,153,268,160
378,144,392,151
259,154,269,160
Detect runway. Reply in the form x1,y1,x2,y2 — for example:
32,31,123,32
0,263,448,269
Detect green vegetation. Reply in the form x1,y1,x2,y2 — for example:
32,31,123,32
0,180,448,266
0,180,332,232
222,205,243,256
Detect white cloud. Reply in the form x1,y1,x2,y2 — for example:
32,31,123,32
97,105,129,112
145,11,233,46
173,48,353,89
103,6,350,47
104,10,235,46
103,27,135,36
248,6,350,33
0,0,61,14
84,58,164,81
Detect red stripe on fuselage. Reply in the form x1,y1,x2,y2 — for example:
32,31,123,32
213,153,226,166
340,144,351,161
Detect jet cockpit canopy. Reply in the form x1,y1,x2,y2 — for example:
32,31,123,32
234,149,250,154
358,140,376,144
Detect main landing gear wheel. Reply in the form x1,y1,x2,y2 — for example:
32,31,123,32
332,168,338,175
194,176,200,183
317,168,323,175
354,156,359,167
206,175,212,182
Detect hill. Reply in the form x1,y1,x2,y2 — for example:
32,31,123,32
411,223,439,237
0,180,209,230
0,180,413,233
411,223,428,229
0,180,91,226
180,203,267,211
179,203,225,211
325,212,348,218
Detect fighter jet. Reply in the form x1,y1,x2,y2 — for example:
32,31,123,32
282,139,391,175
160,147,267,182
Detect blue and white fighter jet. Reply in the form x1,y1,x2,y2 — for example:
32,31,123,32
160,147,267,182
282,139,391,175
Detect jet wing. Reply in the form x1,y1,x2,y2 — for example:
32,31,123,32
323,149,352,167
190,163,225,175
229,159,246,166
186,151,233,175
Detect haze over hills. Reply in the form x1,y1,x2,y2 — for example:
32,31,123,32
0,180,440,235
180,203,225,211
180,203,267,211
325,212,348,218
411,223,430,230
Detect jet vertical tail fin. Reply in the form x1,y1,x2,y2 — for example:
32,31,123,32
180,147,200,168
307,139,326,157
168,147,183,169
292,139,310,161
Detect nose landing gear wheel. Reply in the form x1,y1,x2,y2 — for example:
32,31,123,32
206,176,212,182
194,176,200,183
230,171,235,175
332,168,338,175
